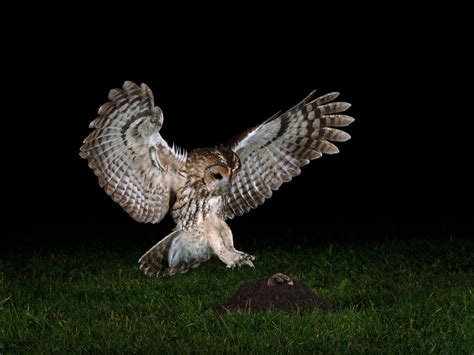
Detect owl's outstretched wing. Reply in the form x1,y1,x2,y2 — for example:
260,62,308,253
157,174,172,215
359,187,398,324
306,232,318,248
80,81,187,223
224,91,354,219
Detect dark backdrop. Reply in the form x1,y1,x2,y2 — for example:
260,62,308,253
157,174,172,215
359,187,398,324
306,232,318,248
6,13,473,245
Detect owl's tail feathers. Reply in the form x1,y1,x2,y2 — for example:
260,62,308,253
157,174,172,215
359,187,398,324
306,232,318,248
138,230,212,277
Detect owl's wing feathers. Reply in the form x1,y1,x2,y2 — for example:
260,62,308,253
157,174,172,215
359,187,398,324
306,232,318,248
224,91,354,219
138,229,212,277
80,81,187,223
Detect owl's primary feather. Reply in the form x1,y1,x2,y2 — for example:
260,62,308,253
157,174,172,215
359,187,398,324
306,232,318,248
80,81,354,277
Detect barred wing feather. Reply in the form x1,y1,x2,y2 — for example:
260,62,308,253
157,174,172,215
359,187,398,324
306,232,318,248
80,81,186,223
224,91,354,219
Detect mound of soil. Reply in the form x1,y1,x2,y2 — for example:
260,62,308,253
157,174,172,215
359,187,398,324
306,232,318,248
217,278,331,313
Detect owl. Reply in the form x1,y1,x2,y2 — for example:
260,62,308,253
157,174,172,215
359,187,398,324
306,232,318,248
80,81,354,277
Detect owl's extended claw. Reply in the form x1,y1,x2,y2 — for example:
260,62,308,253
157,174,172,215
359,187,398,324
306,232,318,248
237,251,255,260
240,259,255,268
225,252,256,269
238,253,255,268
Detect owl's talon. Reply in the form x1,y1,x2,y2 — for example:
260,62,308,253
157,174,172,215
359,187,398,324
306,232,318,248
241,259,255,268
237,253,255,268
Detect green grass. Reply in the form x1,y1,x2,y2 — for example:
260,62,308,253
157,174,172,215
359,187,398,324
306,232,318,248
1,238,473,353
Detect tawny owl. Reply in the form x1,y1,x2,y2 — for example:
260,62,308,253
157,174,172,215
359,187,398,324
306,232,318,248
80,81,354,277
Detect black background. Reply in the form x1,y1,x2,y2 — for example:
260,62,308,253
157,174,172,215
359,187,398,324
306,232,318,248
6,9,473,245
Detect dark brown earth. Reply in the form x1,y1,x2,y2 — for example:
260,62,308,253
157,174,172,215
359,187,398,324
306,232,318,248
217,278,332,313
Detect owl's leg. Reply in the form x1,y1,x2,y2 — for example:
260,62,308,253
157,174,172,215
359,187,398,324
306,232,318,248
209,222,255,267
219,221,237,251
209,235,255,268
219,222,255,260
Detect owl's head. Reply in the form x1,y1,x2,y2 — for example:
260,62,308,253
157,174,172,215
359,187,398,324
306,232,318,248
185,146,241,195
186,147,241,195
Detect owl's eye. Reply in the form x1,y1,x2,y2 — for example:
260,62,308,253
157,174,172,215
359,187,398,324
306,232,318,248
213,173,223,180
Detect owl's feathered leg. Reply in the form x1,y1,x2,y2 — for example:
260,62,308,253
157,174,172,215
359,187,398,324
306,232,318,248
206,219,255,268
220,221,256,266
208,233,255,268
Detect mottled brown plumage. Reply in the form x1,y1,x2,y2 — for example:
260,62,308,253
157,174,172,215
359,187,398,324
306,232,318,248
80,81,354,277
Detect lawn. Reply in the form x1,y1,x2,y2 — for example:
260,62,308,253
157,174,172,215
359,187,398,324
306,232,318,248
1,237,473,353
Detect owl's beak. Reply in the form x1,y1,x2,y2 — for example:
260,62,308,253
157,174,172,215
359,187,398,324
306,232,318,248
216,179,231,193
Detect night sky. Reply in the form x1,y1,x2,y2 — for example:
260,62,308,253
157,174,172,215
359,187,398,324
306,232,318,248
7,23,473,245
